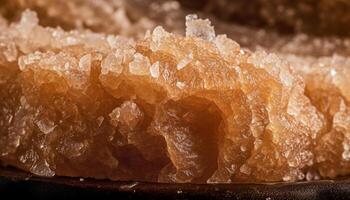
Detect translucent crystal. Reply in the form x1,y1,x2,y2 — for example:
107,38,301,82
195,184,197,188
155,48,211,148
129,53,151,75
150,26,169,52
239,164,251,175
109,101,143,131
214,34,240,60
175,81,186,89
78,54,92,72
35,119,56,134
2,42,18,62
342,150,350,161
177,53,193,70
101,53,123,75
185,14,215,41
150,61,160,78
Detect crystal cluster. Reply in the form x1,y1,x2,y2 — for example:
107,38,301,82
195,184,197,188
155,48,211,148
0,6,350,183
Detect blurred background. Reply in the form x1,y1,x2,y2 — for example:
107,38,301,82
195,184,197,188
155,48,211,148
2,0,350,36
1,0,349,57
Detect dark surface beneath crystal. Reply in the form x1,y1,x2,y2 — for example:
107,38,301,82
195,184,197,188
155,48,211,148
1,166,350,200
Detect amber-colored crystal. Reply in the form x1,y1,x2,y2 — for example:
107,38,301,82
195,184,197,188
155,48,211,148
0,7,350,184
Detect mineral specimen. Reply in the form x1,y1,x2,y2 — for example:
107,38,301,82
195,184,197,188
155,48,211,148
0,8,349,184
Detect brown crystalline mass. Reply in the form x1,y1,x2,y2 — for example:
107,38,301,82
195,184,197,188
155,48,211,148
1,7,350,183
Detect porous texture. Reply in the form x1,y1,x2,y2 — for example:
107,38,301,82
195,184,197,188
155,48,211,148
0,5,349,183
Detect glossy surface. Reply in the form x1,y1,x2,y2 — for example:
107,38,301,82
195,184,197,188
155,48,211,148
1,166,350,200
